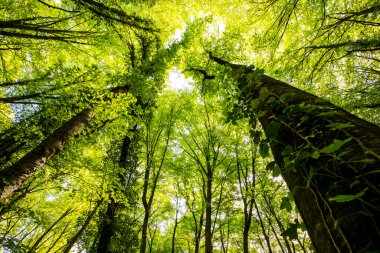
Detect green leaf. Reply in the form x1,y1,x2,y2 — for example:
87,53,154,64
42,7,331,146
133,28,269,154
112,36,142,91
272,165,281,177
285,160,296,172
281,223,298,240
329,188,368,203
299,222,306,231
306,167,315,188
283,104,301,114
311,151,320,159
280,92,297,100
259,142,269,158
294,151,310,164
265,120,281,139
326,123,355,130
251,99,260,110
259,87,271,101
319,138,352,154
253,130,261,145
266,161,277,171
351,158,375,163
281,145,293,156
280,197,292,211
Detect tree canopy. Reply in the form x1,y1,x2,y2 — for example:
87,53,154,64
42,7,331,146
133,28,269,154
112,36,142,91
0,0,379,252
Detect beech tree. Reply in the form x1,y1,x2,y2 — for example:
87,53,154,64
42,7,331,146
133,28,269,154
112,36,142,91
206,53,380,252
0,0,379,252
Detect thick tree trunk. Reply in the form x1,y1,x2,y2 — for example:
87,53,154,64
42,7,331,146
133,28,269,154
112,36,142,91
0,85,130,201
210,54,380,252
0,108,93,200
97,201,117,253
97,134,134,253
257,75,380,253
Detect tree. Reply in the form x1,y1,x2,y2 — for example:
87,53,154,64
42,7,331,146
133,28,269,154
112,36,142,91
179,97,233,253
0,0,378,252
140,99,175,253
208,53,380,252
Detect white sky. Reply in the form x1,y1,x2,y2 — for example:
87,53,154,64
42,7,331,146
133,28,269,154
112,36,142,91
166,67,194,91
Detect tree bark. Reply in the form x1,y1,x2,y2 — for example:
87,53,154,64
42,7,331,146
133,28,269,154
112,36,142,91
171,210,179,253
97,134,134,253
210,54,380,252
0,108,93,200
96,200,118,253
0,85,130,201
204,175,213,253
140,207,150,253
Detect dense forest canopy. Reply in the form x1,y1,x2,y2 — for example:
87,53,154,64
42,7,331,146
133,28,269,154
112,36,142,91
0,0,379,252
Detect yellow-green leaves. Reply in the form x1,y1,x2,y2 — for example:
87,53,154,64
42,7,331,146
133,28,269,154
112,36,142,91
319,138,352,154
329,188,368,203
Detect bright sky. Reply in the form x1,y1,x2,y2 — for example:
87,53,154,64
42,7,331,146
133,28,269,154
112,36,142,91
167,67,194,90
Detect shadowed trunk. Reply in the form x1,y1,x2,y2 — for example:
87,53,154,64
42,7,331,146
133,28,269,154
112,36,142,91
204,175,213,253
210,53,380,253
97,134,134,253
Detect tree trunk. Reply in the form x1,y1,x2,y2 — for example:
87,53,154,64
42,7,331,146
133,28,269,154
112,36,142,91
263,195,293,253
30,208,72,251
209,54,380,252
140,208,150,253
171,206,180,253
62,200,102,253
265,207,287,253
205,175,213,253
0,85,130,201
0,108,93,200
243,200,254,253
97,133,134,253
253,200,273,253
96,201,117,253
194,211,204,253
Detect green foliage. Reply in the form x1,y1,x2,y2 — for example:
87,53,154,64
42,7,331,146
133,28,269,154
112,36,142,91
319,138,352,154
3,0,378,251
329,188,368,203
282,222,299,240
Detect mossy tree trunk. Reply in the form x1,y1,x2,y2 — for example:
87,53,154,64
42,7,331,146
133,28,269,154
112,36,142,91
210,54,380,253
97,132,135,253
